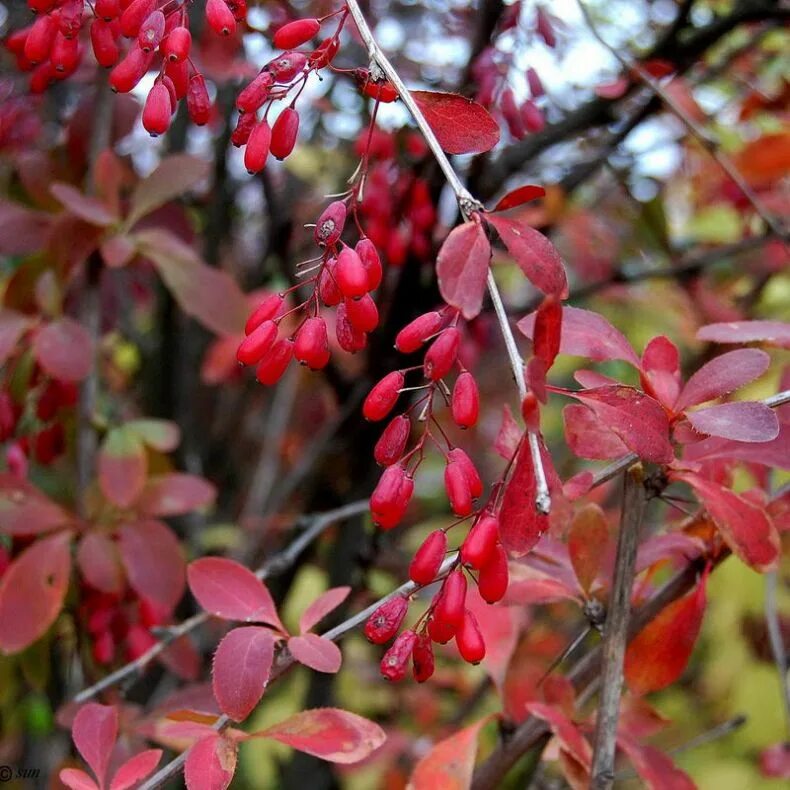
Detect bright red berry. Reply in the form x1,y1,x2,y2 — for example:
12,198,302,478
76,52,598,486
412,633,435,682
244,120,272,174
245,293,284,335
206,0,236,36
451,371,479,429
273,18,320,50
521,99,545,132
92,630,115,664
142,81,172,136
294,317,329,370
395,311,443,353
335,302,368,353
444,460,473,517
50,32,81,75
448,447,483,499
363,371,404,421
267,51,307,83
95,0,120,21
478,543,509,603
424,327,460,380
526,67,544,97
461,514,499,569
434,569,467,631
314,201,347,247
165,58,189,98
187,74,211,126
119,0,155,38
24,14,57,64
456,609,486,664
237,71,274,113
110,44,152,93
163,26,191,61
90,19,120,68
374,414,410,466
231,112,256,147
370,464,412,529
318,258,342,307
335,248,368,299
237,320,277,366
344,295,379,333
409,530,447,586
356,238,382,291
380,629,417,682
364,595,409,644
270,107,299,160
256,338,293,385
427,612,456,644
138,9,164,52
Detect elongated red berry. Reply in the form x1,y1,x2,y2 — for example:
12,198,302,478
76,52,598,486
29,63,53,94
521,99,545,132
363,371,403,421
456,609,485,664
237,71,274,113
270,107,299,159
138,9,164,51
120,0,155,38
395,311,443,353
427,612,455,644
318,258,342,307
434,569,467,631
364,596,409,644
370,464,412,529
50,33,80,74
502,87,525,140
361,80,398,103
256,338,293,385
424,327,460,380
526,67,544,98
27,0,57,13
59,0,84,38
344,295,378,333
356,238,382,291
335,302,367,353
273,18,320,50
381,629,417,681
24,14,57,64
91,19,120,67
314,201,346,247
267,51,307,83
95,0,120,20
163,26,191,61
244,120,271,174
309,36,338,68
448,447,483,499
478,543,509,603
536,6,556,48
206,0,236,36
374,414,409,466
409,530,447,586
444,460,473,517
335,248,368,299
461,514,499,569
294,317,329,369
187,74,211,125
412,633,434,682
245,293,284,335
165,57,189,98
452,371,479,429
237,320,277,366
110,44,152,92
142,82,172,136
231,112,256,147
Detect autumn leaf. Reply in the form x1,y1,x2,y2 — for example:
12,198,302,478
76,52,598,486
492,185,546,212
411,91,500,154
32,317,94,381
436,220,492,319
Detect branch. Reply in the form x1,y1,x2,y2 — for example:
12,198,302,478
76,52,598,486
344,0,551,513
764,571,790,737
590,465,647,788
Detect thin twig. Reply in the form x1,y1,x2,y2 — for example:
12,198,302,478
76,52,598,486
590,465,647,788
764,572,790,737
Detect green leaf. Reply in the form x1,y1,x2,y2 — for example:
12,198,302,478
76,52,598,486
126,419,181,452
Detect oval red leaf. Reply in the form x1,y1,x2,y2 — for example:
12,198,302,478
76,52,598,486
98,426,147,509
411,91,500,154
72,703,118,788
184,734,237,790
696,319,790,349
288,634,342,673
0,474,72,536
109,749,163,790
409,717,490,788
137,474,217,517
686,401,779,443
493,184,546,213
299,586,351,634
76,532,125,595
436,221,492,319
32,317,94,382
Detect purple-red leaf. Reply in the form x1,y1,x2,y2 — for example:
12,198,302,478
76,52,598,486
493,185,546,212
212,626,275,721
299,586,350,634
436,220,492,319
617,734,695,790
697,320,790,349
563,404,629,460
519,306,639,366
494,404,522,460
50,182,118,226
0,474,72,536
32,318,94,381
184,734,237,790
72,703,118,789
254,708,386,764
411,91,500,154
136,474,216,517
525,702,592,770
98,426,147,509
188,557,283,629
486,214,567,296
686,401,779,443
683,423,790,469
76,532,124,595
110,749,163,790
59,769,99,790
288,634,342,673
674,348,770,411
0,531,71,654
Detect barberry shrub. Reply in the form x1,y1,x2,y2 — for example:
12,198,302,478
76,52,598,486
0,1,788,789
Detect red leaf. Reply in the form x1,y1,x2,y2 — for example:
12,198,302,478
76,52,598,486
686,401,779,442
110,749,163,790
72,703,118,788
486,215,567,296
493,184,546,212
533,295,562,371
212,626,275,721
436,221,492,320
760,743,790,779
77,532,124,594
50,182,118,226
288,634,342,673
563,404,629,460
683,423,790,469
674,472,779,571
494,404,522,460
562,386,673,463
640,335,681,408
0,309,31,366
617,734,695,790
299,586,350,633
32,318,94,381
98,426,147,509
0,531,71,653
568,504,610,595
409,717,490,789
137,474,217,517
59,769,99,790
504,575,580,605
184,734,237,790
411,91,500,154
118,520,185,611
674,348,770,411
519,306,639,366
0,474,72,536
255,708,386,764
0,199,53,256
594,77,629,99
499,435,550,556
187,557,283,629
525,702,592,770
624,571,707,695
697,319,790,349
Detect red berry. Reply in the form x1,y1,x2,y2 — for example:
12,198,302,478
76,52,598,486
356,238,382,291
187,74,211,126
427,612,456,644
109,44,152,93
456,609,486,664
434,569,467,632
267,51,307,83
364,595,409,644
363,371,404,422
138,9,164,52
424,327,460,380
344,295,379,333
374,414,410,466
361,80,398,103
206,0,236,36
163,26,191,61
165,57,189,98
412,633,435,682
237,71,274,113
314,201,347,247
270,107,299,160
95,0,121,21
92,630,115,665
526,67,544,98
245,293,284,335
142,82,172,136
335,248,368,299
50,34,82,77
448,447,483,499
90,19,120,68
244,120,272,174
521,99,545,132
273,18,320,50
380,629,417,682
0,392,16,442
309,37,338,68
478,543,509,603
461,514,499,569
119,0,155,38
58,0,83,38
521,391,540,432
395,311,443,353
24,14,57,64
33,424,64,464
318,258,342,307
138,596,168,628
451,371,479,429
370,463,412,529
335,302,367,354
409,530,447,586
444,460,473,517
125,623,156,660
535,6,556,48
237,320,277,366
231,112,256,147
293,317,329,370
256,338,293,385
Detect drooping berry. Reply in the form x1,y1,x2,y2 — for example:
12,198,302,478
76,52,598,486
535,6,556,48
424,327,460,381
163,26,192,62
237,71,274,113
364,596,409,644
187,74,211,126
370,464,412,529
165,57,189,98
314,201,347,247
94,0,120,21
231,112,256,147
244,120,272,174
206,0,236,37
267,51,307,83
427,612,456,644
451,371,479,429
478,543,509,603
120,0,155,38
363,371,403,422
412,633,435,682
256,338,293,385
501,87,525,140
335,303,367,353
318,258,342,307
344,295,379,333
434,569,467,631
409,530,447,586
142,82,172,137
374,414,410,467
90,19,120,68
50,33,81,75
356,238,382,291
461,514,499,569
448,447,483,499
380,629,417,682
293,317,329,370
245,293,284,335
444,460,472,517
526,67,544,98
336,247,369,299
521,99,545,132
456,609,486,664
270,107,299,160
237,320,277,366
395,311,443,353
273,18,320,50
138,9,165,52
24,14,57,64
109,44,152,93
